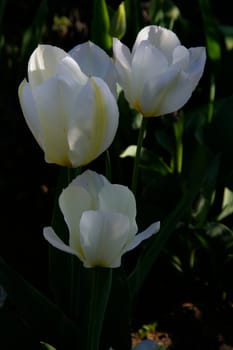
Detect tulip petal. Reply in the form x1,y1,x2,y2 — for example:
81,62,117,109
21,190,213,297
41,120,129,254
28,45,69,87
133,25,180,63
124,221,160,253
32,77,72,166
18,79,44,149
79,211,130,267
172,45,190,71
150,70,194,116
187,47,206,89
59,185,92,254
98,184,137,229
140,65,180,116
56,55,88,88
113,38,132,99
69,41,117,97
69,41,109,78
131,41,169,110
68,77,119,167
43,227,83,261
71,170,109,203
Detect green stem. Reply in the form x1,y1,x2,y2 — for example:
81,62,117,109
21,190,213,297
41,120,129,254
131,117,148,194
207,73,216,124
49,166,81,320
83,267,112,350
173,115,184,174
66,167,80,319
105,150,112,181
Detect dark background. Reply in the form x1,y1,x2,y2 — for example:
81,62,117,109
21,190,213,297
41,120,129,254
0,1,233,349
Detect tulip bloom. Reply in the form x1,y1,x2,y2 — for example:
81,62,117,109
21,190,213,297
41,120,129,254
69,41,117,98
113,25,206,117
44,170,160,268
18,45,119,167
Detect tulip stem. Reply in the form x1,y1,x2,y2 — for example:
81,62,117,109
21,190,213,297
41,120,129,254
66,167,82,320
173,114,184,174
105,150,112,181
207,73,215,124
83,267,112,350
131,117,148,194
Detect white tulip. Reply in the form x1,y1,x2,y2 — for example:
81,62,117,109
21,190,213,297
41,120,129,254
44,170,160,268
113,25,206,117
69,41,117,98
18,45,119,167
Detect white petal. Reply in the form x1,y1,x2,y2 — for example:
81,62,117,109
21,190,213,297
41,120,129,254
113,38,132,99
98,183,137,226
89,77,119,154
68,76,119,167
187,47,206,89
71,169,109,202
59,185,92,254
69,41,117,97
133,25,180,63
172,45,190,71
28,45,69,87
124,221,160,253
56,55,88,88
131,41,168,109
43,227,83,260
32,77,71,166
79,211,130,267
69,41,109,78
18,79,44,148
140,65,180,116
147,70,194,116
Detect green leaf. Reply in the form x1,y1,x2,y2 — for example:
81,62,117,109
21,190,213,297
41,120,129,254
0,0,6,49
91,0,112,52
124,0,141,46
101,268,131,350
198,0,222,64
128,151,219,297
49,167,82,321
206,96,233,189
110,2,126,40
40,342,56,350
191,154,221,227
20,0,48,62
0,257,78,348
79,267,112,350
219,25,233,50
217,188,233,221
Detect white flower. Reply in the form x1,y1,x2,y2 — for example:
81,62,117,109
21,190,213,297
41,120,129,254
69,41,117,98
18,44,119,167
113,25,206,117
44,170,160,268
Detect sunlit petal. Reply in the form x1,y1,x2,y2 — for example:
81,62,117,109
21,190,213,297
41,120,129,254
98,184,137,224
79,210,130,267
124,221,160,253
28,45,68,87
69,41,117,97
59,185,92,253
43,227,83,261
18,79,44,148
133,25,180,62
113,25,206,117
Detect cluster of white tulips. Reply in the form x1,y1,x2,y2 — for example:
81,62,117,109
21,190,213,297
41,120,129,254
18,25,206,270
